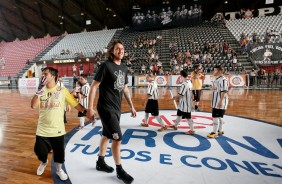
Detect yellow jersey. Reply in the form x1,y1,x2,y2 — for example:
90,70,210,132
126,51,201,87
191,71,205,90
36,86,79,137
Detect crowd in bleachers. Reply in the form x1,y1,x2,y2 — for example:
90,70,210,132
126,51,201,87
121,34,164,75
168,38,245,75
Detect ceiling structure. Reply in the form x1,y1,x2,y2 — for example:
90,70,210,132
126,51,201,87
0,0,280,42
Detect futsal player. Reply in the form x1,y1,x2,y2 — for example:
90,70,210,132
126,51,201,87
207,65,229,138
170,70,195,134
76,74,90,129
140,73,167,132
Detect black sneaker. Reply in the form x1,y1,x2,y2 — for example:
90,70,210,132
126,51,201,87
96,160,114,173
117,168,134,184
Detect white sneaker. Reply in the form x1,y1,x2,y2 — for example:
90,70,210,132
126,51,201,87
37,160,48,176
56,170,68,181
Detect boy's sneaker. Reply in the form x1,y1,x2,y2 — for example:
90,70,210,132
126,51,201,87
157,126,167,132
37,160,48,176
75,126,84,130
56,170,68,181
140,123,149,127
207,132,217,138
185,130,195,135
96,160,114,173
169,125,178,130
218,131,224,135
117,168,134,184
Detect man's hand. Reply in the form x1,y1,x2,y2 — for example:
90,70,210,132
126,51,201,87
130,107,137,118
86,108,97,121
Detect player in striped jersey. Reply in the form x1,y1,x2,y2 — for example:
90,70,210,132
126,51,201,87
207,65,229,138
141,73,167,131
170,70,195,134
77,74,90,129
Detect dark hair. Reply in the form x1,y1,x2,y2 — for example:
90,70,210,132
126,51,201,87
107,40,124,61
42,67,58,82
80,74,88,79
214,65,223,71
180,70,188,78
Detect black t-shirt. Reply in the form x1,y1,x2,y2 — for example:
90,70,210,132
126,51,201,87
94,60,128,111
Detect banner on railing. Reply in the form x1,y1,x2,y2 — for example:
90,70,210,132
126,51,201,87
135,75,247,87
18,78,39,88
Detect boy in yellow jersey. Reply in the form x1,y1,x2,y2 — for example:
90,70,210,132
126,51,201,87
31,67,87,181
191,65,205,111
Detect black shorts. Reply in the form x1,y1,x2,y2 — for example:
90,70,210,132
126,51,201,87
98,108,122,141
212,108,226,118
192,90,201,102
34,135,65,163
145,99,159,116
177,109,191,119
78,111,85,117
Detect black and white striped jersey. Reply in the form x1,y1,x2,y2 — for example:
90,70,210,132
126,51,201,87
178,79,193,112
80,83,90,108
147,81,159,100
211,76,229,110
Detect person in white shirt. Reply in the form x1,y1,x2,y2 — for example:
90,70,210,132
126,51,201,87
141,73,166,131
170,70,194,134
207,65,229,138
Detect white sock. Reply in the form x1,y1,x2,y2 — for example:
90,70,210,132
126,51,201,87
175,116,182,127
213,118,220,133
55,162,63,172
145,113,149,124
80,117,85,127
218,118,223,132
188,119,194,131
156,116,165,127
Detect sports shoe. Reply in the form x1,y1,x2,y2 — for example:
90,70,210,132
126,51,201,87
169,125,178,130
117,168,134,184
207,132,217,138
140,123,149,127
75,126,84,130
157,126,167,132
185,130,195,135
96,160,114,173
218,131,224,135
56,170,68,181
37,160,48,176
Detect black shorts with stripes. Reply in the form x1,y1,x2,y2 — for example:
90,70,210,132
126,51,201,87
212,108,226,118
177,109,191,119
145,99,159,116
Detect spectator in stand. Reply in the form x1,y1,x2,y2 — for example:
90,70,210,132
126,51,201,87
159,67,164,75
232,55,237,67
241,37,247,54
60,49,65,55
79,64,84,75
153,64,158,75
257,68,266,86
249,69,256,87
271,69,280,87
72,64,77,76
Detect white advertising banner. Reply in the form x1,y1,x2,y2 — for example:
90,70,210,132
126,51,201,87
18,78,39,88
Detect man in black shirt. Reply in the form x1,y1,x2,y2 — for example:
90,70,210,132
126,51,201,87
87,40,136,184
